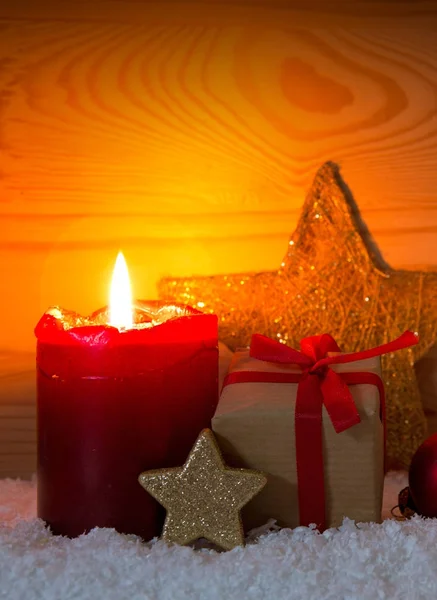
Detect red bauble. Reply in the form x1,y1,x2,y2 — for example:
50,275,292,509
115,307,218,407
409,433,437,518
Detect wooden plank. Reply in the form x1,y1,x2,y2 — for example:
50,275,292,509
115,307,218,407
1,2,437,353
0,462,36,480
0,405,35,418
1,1,437,24
0,422,36,441
0,353,36,478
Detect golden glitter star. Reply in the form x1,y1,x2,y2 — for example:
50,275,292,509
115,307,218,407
159,162,437,469
138,429,267,551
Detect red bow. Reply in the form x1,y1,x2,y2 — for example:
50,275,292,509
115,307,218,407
223,330,418,530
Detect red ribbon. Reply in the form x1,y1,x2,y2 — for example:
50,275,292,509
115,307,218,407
223,330,418,531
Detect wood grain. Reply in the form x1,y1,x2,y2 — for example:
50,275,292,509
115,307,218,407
1,1,437,352
1,1,437,477
0,351,35,478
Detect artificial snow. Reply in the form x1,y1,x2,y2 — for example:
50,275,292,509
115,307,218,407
2,472,437,599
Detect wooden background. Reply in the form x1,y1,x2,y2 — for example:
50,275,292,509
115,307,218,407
1,0,437,478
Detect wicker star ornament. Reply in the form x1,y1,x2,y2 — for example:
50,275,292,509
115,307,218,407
159,162,437,469
138,429,267,550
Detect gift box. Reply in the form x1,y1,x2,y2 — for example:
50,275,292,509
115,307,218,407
212,331,418,531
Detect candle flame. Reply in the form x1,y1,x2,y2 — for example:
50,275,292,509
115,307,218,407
109,251,133,329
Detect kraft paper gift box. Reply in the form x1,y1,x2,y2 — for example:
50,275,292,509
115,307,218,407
212,332,418,531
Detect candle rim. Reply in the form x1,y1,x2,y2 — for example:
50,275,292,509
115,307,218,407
34,300,216,346
38,301,205,330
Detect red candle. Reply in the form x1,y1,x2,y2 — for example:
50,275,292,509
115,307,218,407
35,253,218,540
